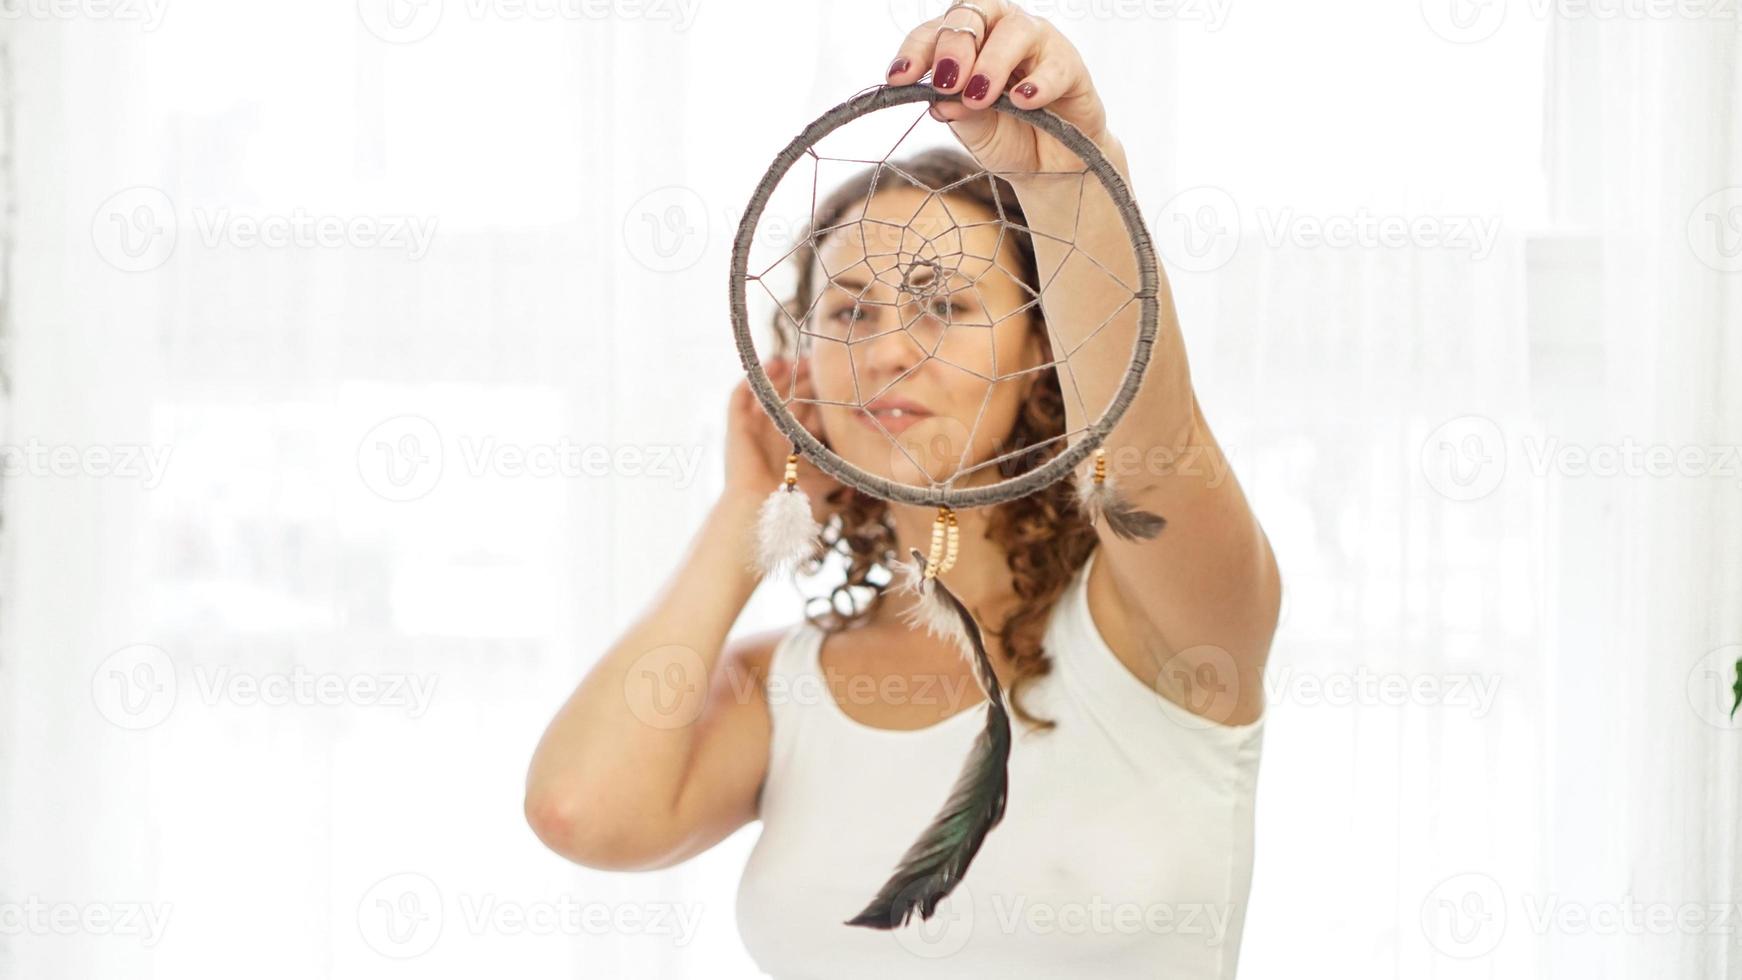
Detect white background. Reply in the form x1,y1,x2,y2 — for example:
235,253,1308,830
1,0,1739,977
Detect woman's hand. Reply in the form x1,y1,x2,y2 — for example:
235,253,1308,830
724,356,843,522
885,1,1126,183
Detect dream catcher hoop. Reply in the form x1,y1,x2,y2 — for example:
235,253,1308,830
728,81,1166,930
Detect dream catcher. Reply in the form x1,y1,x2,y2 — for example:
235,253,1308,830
729,80,1164,929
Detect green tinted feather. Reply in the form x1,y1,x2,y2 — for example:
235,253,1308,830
844,550,1013,930
1731,657,1740,720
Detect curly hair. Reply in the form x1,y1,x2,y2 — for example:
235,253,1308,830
769,146,1099,733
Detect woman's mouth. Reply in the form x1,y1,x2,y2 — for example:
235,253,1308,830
857,397,933,435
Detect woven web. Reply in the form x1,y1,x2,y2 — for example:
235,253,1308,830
744,102,1141,492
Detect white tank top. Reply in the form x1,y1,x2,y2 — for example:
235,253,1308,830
736,546,1265,979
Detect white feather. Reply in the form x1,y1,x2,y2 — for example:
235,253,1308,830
1075,468,1111,522
754,485,821,577
891,550,969,654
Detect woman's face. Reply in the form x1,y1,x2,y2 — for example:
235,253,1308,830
805,186,1046,489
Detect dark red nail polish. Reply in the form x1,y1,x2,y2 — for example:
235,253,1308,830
1016,81,1038,99
964,74,990,101
888,56,910,77
933,57,960,89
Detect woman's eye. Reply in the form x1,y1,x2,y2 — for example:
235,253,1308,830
830,305,864,323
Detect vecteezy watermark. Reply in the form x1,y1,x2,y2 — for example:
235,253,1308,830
1148,186,1241,273
356,0,701,44
888,0,1233,33
623,644,707,730
92,187,178,273
356,873,703,958
625,186,710,273
188,208,438,261
90,644,440,731
358,873,444,958
1420,872,1509,957
1421,0,1742,43
1150,646,1504,730
989,897,1235,943
0,0,168,29
1153,188,1506,271
91,187,438,272
756,667,984,715
1421,415,1742,502
0,439,173,489
1421,871,1742,959
883,881,1237,961
1686,644,1742,731
0,898,173,948
1688,187,1742,273
1254,207,1502,260
1148,187,1504,273
1265,665,1503,718
356,415,707,503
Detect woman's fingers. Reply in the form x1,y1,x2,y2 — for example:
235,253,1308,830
929,4,996,93
885,16,946,86
1005,46,1083,112
886,1,1007,91
886,3,1109,155
957,9,1042,108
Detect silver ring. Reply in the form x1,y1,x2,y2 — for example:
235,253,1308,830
935,23,982,48
946,1,991,30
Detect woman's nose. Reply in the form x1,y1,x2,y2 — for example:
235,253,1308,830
860,307,923,379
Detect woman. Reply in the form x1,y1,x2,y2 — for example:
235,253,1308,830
526,3,1281,976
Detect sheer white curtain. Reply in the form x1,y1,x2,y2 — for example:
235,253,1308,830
1,2,1736,978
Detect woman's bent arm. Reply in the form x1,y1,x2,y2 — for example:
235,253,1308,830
524,490,777,870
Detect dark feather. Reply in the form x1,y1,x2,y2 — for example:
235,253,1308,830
1731,656,1741,720
1101,493,1167,541
844,549,1013,930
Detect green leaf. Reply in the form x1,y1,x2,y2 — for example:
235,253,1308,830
1732,657,1742,721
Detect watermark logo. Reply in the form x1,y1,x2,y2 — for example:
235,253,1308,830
358,415,446,502
1424,0,1742,43
188,208,438,260
1421,415,1508,502
0,898,173,947
358,872,444,958
92,187,177,273
0,440,174,489
1686,644,1742,731
890,882,975,959
1688,187,1742,273
91,644,179,731
624,644,708,729
359,0,701,44
1153,643,1245,729
0,0,168,29
90,645,440,730
1423,415,1742,500
1150,185,1241,274
1420,0,1507,43
624,185,710,273
1254,208,1502,260
92,188,439,271
1421,872,1507,957
357,873,702,956
888,0,1233,32
1422,872,1742,959
355,416,707,501
1152,189,1504,271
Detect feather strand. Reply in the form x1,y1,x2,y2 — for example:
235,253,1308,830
1074,470,1167,541
845,548,1012,930
753,483,821,577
